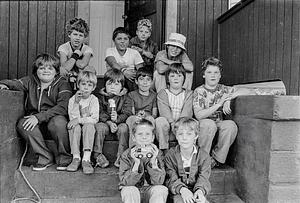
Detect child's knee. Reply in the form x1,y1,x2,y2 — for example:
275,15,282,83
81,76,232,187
95,122,109,135
155,117,169,128
150,185,168,196
121,186,140,199
199,119,217,132
118,123,129,134
48,115,68,130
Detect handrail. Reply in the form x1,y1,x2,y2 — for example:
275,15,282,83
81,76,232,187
217,0,255,23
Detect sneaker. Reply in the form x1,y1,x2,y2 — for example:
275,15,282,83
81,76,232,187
211,157,219,169
82,160,94,174
32,163,53,171
56,162,69,171
95,153,109,168
114,156,120,168
67,158,81,172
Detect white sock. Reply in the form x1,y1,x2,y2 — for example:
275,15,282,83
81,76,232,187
73,154,81,160
82,150,91,161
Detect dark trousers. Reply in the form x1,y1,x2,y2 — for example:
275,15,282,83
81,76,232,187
17,115,72,165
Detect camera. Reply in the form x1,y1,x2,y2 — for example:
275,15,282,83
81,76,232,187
135,145,153,159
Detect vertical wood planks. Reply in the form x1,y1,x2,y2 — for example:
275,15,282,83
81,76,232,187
0,1,77,80
218,0,300,95
0,1,10,79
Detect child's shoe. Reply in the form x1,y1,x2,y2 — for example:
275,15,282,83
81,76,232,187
211,157,220,168
67,158,81,172
114,156,120,168
95,153,109,168
82,160,94,174
32,162,53,171
56,162,69,171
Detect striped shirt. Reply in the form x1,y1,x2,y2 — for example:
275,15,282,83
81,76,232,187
166,89,185,121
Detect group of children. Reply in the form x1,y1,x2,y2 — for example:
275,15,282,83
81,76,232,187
0,17,248,203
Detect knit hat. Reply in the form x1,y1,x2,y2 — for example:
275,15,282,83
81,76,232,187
164,33,186,51
137,19,152,32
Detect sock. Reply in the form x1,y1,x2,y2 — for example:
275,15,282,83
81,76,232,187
82,150,91,161
73,154,81,160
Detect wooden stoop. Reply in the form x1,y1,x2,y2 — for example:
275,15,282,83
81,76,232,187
14,139,244,203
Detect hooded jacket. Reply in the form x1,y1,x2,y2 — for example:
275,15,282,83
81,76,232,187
97,87,132,124
157,89,193,123
0,75,72,123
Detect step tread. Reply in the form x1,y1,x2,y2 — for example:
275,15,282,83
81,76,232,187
207,194,244,203
15,165,236,198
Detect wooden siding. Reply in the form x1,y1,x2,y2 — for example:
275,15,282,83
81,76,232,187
0,1,77,80
177,0,228,88
218,0,300,95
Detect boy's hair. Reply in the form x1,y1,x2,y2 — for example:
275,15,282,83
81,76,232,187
77,68,97,87
137,19,152,32
132,118,155,136
173,117,200,137
165,63,186,86
136,65,153,80
32,53,60,75
201,57,223,75
66,17,89,37
104,69,125,87
112,27,130,41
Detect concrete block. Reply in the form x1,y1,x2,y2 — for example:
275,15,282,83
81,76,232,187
233,95,300,120
268,184,300,203
207,194,244,203
0,90,24,143
269,151,300,183
232,116,272,203
270,121,300,151
0,137,22,202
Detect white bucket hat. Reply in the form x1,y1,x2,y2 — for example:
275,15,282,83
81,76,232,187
164,33,186,51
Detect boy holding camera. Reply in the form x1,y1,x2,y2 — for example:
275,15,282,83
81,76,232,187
119,119,168,203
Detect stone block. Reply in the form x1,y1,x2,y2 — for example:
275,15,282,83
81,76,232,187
269,151,300,183
270,121,300,151
232,116,272,203
268,184,300,203
0,90,24,143
233,95,300,120
0,137,22,202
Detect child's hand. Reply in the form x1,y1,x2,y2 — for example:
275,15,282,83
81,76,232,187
0,84,9,90
218,93,232,106
22,115,39,131
131,45,143,53
108,121,118,133
142,51,154,59
193,189,206,203
67,118,79,129
149,144,159,167
223,100,232,115
74,91,83,103
74,49,83,57
180,187,195,203
111,111,118,122
123,69,136,81
130,147,141,164
137,110,146,118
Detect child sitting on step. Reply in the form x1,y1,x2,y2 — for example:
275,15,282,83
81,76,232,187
126,66,157,148
164,117,211,203
119,118,168,203
66,66,99,174
94,69,132,168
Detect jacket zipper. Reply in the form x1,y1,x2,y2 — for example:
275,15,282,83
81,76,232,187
38,87,43,112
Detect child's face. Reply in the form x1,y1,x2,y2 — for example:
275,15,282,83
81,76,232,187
78,80,95,98
136,26,151,42
167,45,182,58
176,125,198,150
37,64,57,83
105,80,122,95
135,75,152,93
168,72,184,89
69,30,85,49
203,65,221,87
114,33,129,52
133,124,154,146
